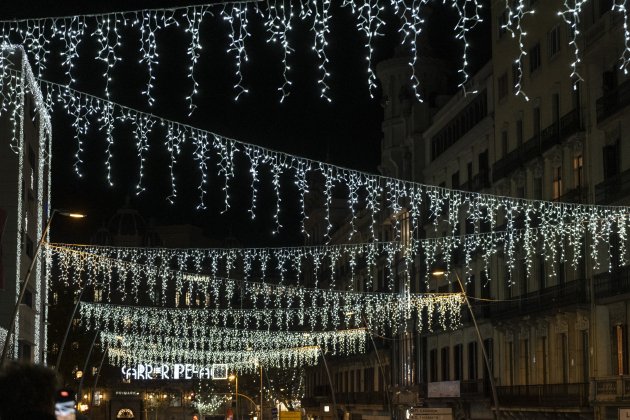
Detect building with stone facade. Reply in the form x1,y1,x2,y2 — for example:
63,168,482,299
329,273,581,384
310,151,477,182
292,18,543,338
303,1,630,419
0,47,52,363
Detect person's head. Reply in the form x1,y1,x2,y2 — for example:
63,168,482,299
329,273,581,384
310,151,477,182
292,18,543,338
0,361,61,419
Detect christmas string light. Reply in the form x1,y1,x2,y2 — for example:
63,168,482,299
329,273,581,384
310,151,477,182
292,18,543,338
451,0,483,94
108,343,322,372
99,327,366,355
615,0,630,74
503,0,534,100
3,1,630,105
79,288,463,336
559,0,588,87
3,46,630,274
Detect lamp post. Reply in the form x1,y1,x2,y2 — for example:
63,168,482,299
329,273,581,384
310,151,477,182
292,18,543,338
55,285,88,371
432,268,499,420
229,373,239,420
0,209,85,365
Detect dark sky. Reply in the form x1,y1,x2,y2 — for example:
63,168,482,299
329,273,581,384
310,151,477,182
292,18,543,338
1,0,490,246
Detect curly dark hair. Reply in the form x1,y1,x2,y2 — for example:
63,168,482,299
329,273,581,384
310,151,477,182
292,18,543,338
0,362,61,419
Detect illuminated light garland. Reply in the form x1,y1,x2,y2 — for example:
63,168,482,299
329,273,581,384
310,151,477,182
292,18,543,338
79,289,463,335
194,394,231,415
49,206,628,295
451,0,483,94
3,48,630,277
47,243,464,333
99,328,366,355
3,1,630,105
0,0,458,105
615,0,630,75
108,343,322,372
503,0,534,100
0,45,52,362
558,0,588,88
397,0,428,101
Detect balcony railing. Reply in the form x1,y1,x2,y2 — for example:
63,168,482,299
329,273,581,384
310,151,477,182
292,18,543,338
489,279,588,319
594,376,630,401
553,186,589,204
594,265,630,300
595,167,630,204
492,109,582,182
597,78,630,124
497,383,589,407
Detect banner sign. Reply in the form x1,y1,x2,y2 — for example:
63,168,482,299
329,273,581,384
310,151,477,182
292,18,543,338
122,363,227,380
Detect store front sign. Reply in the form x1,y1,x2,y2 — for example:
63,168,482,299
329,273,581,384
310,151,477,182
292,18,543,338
121,363,227,380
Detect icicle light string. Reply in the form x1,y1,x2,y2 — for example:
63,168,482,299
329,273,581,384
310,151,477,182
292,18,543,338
559,0,588,88
107,343,322,372
503,0,534,100
79,292,463,335
99,327,366,355
47,243,458,325
49,204,629,296
2,46,630,266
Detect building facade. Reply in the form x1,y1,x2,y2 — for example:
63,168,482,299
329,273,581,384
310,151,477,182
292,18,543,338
302,1,630,419
0,47,52,363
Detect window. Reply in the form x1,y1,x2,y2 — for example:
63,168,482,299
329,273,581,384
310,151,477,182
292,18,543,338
453,344,463,380
501,130,508,157
507,341,515,385
548,25,561,58
516,119,523,147
603,142,620,180
441,347,450,381
451,171,460,189
25,235,34,259
429,349,438,382
520,339,530,385
533,106,541,134
93,288,103,303
560,333,569,383
18,341,31,361
467,162,473,184
533,176,543,200
22,287,32,308
529,42,541,73
364,367,374,391
573,155,584,188
468,342,478,380
498,72,508,100
613,324,629,375
483,338,494,378
552,166,563,199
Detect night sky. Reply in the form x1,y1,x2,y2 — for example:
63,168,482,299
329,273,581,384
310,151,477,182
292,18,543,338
1,0,490,246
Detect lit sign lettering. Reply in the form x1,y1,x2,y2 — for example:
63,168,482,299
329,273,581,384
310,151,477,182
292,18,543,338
121,363,227,380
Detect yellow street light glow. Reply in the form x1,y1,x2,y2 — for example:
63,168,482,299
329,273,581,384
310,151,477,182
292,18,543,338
431,269,446,276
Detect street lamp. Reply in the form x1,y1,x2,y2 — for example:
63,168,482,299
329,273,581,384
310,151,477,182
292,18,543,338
431,266,499,420
229,374,239,420
0,209,85,365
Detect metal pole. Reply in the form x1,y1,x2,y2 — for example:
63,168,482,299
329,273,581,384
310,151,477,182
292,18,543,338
453,271,499,420
0,209,56,365
55,286,86,371
260,364,264,420
90,343,108,413
77,330,99,401
318,346,337,420
361,315,391,418
236,375,239,420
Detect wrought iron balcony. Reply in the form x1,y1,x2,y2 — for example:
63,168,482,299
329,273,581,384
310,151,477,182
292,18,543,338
597,79,630,125
553,186,589,204
489,279,588,319
594,265,630,300
496,383,589,407
492,109,582,182
595,167,630,204
594,376,630,401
